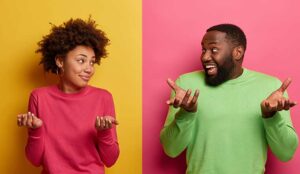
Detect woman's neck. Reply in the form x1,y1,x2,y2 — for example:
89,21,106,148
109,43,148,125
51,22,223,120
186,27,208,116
58,80,83,94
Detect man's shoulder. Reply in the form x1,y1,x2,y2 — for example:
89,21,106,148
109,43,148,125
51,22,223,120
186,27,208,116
247,69,282,87
178,70,205,80
175,70,205,88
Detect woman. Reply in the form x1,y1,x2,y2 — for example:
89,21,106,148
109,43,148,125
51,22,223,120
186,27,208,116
17,18,119,174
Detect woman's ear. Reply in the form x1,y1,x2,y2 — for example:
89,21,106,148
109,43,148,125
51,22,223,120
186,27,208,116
232,46,244,61
55,56,64,68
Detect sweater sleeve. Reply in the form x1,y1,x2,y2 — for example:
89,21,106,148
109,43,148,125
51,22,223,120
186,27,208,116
97,92,120,167
160,77,196,158
262,92,298,162
25,93,45,166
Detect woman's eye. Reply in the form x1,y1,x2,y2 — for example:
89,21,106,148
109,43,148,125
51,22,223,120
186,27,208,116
90,61,95,66
78,59,84,64
202,49,206,53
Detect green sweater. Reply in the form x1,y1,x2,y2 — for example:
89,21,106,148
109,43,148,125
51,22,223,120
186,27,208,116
160,68,298,174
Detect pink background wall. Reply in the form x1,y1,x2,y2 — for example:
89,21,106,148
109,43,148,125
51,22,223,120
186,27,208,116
143,0,300,173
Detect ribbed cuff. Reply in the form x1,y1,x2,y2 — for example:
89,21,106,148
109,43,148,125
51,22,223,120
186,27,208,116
28,127,43,138
175,109,196,122
97,129,115,145
97,128,113,138
262,112,284,129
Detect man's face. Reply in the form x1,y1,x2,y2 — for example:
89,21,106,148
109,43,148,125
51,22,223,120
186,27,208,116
201,31,235,86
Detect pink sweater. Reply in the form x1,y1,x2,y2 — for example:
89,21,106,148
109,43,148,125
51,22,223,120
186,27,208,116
25,85,119,174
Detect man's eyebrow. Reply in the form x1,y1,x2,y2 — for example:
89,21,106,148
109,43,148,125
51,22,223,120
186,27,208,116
208,41,218,45
201,41,219,46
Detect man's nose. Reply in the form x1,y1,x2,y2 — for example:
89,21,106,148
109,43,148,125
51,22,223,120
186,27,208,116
201,52,212,62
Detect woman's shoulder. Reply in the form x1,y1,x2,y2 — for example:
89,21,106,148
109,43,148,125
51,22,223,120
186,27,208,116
87,85,113,98
30,85,114,99
30,85,56,96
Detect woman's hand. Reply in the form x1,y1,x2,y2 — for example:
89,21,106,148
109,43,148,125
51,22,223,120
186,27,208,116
17,112,43,129
95,116,119,131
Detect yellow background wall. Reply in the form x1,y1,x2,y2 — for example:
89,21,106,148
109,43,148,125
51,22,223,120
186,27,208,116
0,0,141,173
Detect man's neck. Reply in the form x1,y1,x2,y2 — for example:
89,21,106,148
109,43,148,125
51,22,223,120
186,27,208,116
229,66,243,80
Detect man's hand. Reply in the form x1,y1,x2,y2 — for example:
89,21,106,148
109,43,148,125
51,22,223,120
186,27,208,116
17,112,43,129
261,78,297,118
95,116,119,131
166,78,199,112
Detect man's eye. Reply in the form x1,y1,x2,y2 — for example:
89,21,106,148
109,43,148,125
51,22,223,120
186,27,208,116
212,48,218,53
202,49,206,53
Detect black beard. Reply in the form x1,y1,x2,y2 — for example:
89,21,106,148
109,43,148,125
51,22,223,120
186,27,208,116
204,56,234,86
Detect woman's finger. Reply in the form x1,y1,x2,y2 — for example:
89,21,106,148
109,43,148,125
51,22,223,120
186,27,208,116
17,115,23,126
103,118,108,129
22,114,28,126
100,117,105,129
113,119,119,125
107,119,112,129
95,116,100,128
27,114,33,128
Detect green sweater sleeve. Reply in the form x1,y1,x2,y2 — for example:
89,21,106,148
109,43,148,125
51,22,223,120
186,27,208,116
160,77,196,158
262,93,298,161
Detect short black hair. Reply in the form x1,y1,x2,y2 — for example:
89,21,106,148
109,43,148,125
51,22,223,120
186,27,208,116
207,24,247,51
36,17,109,74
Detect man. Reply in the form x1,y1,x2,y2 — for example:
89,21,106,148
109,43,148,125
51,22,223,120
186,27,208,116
160,24,298,174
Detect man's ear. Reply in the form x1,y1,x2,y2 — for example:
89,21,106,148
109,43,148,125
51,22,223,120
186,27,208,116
232,46,244,61
55,56,64,68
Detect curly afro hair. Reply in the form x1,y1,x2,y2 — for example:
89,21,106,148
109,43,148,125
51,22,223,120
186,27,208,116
36,17,109,74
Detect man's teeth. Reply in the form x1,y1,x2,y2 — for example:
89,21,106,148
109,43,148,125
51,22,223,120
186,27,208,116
206,65,216,69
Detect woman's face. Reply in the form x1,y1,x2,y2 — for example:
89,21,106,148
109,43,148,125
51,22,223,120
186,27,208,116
56,45,96,91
